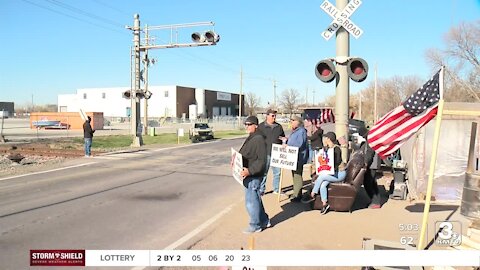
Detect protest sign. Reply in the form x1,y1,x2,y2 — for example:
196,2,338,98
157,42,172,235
315,148,334,175
270,143,298,170
231,148,243,185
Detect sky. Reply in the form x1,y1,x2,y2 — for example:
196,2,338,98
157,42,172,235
1,0,479,108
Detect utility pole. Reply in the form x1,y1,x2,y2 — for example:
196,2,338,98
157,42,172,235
143,24,149,136
305,87,308,105
358,93,362,120
272,79,277,109
312,89,315,105
335,0,350,161
238,66,243,126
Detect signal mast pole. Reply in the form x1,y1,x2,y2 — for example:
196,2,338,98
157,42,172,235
335,0,349,161
125,15,219,147
132,14,142,147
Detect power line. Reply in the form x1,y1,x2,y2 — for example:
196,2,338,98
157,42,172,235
23,0,297,94
91,0,131,16
42,0,125,28
21,0,126,35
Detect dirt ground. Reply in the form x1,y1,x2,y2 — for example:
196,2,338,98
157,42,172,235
162,168,475,270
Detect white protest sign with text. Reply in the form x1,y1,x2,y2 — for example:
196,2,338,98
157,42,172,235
231,148,244,186
270,143,299,170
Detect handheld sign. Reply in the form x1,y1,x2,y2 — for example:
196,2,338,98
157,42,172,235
270,143,299,170
315,148,335,175
231,148,244,186
79,108,88,121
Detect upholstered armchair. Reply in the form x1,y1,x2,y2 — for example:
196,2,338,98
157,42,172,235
312,154,366,212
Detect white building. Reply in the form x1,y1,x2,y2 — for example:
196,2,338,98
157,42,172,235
58,85,244,119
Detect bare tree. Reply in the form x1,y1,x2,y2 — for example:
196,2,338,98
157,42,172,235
279,88,301,116
244,92,261,116
426,20,480,102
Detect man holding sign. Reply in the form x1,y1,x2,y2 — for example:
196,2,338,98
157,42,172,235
238,116,271,234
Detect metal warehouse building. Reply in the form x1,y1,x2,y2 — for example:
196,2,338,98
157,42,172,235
58,85,245,119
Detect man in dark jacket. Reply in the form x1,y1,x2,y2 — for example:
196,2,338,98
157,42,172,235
83,116,95,157
353,133,382,208
308,120,324,162
258,109,285,194
239,115,271,234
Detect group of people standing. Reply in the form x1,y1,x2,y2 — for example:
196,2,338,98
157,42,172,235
238,110,382,234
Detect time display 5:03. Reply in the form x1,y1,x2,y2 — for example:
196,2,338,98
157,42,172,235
398,223,420,246
398,223,419,231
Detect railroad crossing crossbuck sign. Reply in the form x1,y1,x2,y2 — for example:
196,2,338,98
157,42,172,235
320,0,363,40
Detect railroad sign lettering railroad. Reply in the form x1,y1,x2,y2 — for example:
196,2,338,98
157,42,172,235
320,0,363,40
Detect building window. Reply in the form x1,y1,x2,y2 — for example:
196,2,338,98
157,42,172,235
164,91,169,97
83,93,87,99
102,93,106,99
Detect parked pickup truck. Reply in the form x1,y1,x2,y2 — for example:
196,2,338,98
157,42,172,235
189,123,214,143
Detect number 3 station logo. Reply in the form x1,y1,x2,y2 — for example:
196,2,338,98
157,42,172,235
435,221,462,247
320,0,363,40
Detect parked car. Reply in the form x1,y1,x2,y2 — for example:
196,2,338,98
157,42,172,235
189,123,214,143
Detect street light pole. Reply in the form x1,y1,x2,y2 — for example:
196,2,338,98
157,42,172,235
273,79,277,109
238,66,243,126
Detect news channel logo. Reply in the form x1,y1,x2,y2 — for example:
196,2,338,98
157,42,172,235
434,221,462,247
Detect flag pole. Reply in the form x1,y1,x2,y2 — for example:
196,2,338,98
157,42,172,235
278,169,283,202
417,66,445,250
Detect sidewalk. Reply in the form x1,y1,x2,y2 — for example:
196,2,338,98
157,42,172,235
166,169,472,269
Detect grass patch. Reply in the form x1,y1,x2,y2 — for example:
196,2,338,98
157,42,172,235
71,129,246,150
213,129,246,138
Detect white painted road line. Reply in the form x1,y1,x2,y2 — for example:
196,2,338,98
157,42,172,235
164,202,237,250
130,201,240,270
0,162,97,182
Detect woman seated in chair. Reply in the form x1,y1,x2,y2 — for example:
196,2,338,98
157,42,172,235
308,132,346,214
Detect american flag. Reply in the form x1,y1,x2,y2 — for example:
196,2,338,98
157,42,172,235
367,69,442,159
319,108,335,124
308,109,356,125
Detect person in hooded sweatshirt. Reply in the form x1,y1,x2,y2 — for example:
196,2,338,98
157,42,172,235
239,116,271,234
83,116,95,157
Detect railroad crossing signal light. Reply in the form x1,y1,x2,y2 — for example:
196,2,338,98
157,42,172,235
315,59,336,83
144,90,152,100
347,57,368,82
122,90,131,99
204,31,220,43
191,32,206,43
122,90,152,99
192,31,220,44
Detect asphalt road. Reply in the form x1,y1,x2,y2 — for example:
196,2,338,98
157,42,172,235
0,138,245,270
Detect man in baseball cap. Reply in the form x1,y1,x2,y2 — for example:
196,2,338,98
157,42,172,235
239,115,271,233
258,109,285,195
